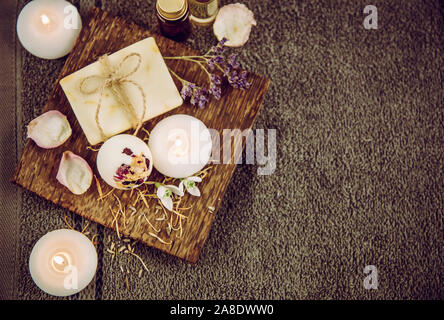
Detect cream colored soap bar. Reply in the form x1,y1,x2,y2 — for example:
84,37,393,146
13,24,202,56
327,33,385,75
60,37,183,145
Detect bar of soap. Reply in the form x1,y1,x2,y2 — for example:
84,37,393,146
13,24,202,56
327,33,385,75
60,37,183,145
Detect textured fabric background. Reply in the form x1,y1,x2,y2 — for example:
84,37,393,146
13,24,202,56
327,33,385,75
0,0,21,300
1,0,443,299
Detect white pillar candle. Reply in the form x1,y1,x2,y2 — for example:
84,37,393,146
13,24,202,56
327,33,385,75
17,0,82,59
29,229,97,297
148,114,212,178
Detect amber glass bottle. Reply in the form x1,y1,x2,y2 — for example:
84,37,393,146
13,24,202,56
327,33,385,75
156,0,192,42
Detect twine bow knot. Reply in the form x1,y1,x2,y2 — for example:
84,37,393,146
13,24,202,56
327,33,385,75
79,53,147,140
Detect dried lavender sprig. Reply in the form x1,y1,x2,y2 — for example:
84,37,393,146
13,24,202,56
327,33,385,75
165,37,250,107
168,65,219,107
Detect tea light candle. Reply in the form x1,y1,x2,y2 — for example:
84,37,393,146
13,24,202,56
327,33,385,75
148,114,212,178
17,0,82,59
29,229,97,297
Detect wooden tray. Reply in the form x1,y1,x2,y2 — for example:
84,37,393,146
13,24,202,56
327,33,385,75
12,7,270,263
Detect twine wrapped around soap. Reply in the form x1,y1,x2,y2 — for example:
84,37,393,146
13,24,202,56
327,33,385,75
79,53,146,140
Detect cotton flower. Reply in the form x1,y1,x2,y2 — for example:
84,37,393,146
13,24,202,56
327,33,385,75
156,183,183,211
179,176,202,197
213,3,257,47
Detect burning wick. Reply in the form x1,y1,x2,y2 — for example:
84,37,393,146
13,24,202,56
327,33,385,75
173,137,188,157
53,255,64,265
51,252,71,273
40,14,50,25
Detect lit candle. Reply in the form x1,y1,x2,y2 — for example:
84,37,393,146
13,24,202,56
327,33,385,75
148,114,212,178
17,0,82,59
29,229,97,297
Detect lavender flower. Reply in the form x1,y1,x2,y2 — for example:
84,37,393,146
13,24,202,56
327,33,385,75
211,74,222,86
208,55,224,71
191,87,210,109
208,44,250,90
181,81,211,108
180,82,195,100
228,54,241,70
209,74,222,100
209,37,228,55
227,70,250,90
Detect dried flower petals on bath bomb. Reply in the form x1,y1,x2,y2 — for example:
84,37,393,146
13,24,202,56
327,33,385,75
213,3,257,47
56,151,93,195
96,134,153,190
27,110,72,149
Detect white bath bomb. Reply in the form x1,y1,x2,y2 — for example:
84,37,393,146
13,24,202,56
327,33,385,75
96,134,153,189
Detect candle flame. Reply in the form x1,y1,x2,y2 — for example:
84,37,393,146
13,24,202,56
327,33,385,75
175,139,183,147
53,255,65,265
50,252,72,274
40,14,50,25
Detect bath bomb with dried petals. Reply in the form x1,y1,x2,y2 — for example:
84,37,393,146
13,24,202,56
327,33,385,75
27,110,72,149
213,3,257,47
96,134,153,190
57,151,93,195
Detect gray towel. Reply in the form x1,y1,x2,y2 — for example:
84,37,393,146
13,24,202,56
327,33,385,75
1,0,442,299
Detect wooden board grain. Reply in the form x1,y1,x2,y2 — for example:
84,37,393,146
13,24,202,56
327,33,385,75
12,7,270,263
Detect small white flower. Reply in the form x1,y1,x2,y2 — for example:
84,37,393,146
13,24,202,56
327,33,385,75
156,183,183,211
179,176,202,197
